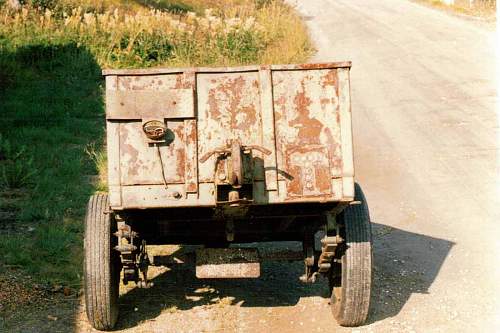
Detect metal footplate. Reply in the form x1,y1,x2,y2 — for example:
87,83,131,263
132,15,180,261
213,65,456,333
195,247,306,279
196,248,260,279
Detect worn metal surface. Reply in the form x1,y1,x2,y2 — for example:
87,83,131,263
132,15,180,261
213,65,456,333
104,62,354,209
195,248,260,279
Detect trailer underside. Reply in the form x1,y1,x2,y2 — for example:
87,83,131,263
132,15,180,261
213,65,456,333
118,202,346,245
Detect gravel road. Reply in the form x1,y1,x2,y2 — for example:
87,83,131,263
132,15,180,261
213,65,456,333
74,1,499,332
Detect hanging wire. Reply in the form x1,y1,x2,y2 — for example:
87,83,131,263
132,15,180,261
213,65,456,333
155,144,168,189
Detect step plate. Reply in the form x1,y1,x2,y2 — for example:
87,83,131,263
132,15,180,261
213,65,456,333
195,248,260,279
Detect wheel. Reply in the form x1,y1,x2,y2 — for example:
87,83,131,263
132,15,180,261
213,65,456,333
84,194,120,330
329,183,372,327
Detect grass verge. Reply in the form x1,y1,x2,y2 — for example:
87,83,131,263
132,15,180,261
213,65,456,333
411,0,496,23
0,0,312,292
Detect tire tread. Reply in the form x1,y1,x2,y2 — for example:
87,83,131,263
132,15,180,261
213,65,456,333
84,194,119,330
332,183,372,327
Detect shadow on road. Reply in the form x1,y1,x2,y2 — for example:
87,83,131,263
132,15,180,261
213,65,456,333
115,242,325,329
368,222,455,323
115,222,454,329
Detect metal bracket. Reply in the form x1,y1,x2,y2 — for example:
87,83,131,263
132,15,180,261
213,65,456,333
299,246,318,283
200,139,271,187
114,222,153,288
317,235,343,274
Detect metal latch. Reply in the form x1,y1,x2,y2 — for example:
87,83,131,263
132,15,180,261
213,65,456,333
200,139,271,187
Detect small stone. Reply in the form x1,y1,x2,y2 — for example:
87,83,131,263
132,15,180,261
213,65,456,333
47,315,58,321
51,285,62,293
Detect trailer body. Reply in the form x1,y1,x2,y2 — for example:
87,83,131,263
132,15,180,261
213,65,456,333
83,63,373,330
103,63,354,211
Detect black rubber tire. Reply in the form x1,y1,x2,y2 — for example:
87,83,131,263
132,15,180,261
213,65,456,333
330,183,372,327
84,194,120,331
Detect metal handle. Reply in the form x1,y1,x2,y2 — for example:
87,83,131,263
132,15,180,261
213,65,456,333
199,141,271,163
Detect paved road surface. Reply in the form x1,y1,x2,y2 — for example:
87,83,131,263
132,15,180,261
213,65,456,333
293,0,499,331
76,1,499,332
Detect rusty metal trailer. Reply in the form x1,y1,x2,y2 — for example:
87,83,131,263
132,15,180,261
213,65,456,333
84,62,372,330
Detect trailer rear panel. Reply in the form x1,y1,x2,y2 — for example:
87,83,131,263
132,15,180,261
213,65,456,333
103,63,354,210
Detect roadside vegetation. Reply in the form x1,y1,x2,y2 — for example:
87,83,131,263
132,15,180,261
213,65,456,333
413,0,496,22
0,0,312,302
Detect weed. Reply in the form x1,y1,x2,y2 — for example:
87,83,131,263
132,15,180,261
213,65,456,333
0,235,32,267
85,142,108,191
0,136,37,189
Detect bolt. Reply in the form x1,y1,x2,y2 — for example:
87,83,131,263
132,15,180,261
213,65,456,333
172,191,182,199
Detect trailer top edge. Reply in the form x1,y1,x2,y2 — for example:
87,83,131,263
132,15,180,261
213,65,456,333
101,62,352,76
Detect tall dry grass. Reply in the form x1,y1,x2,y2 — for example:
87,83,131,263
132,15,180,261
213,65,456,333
0,1,313,68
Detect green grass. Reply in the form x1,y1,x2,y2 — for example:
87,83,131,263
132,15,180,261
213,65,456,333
0,41,103,285
0,0,312,287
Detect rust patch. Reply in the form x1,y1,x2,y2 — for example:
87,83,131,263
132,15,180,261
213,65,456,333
233,104,257,130
289,82,323,145
297,63,334,70
184,119,198,193
207,88,222,119
285,145,332,198
197,72,262,183
172,124,186,178
175,148,186,179
320,97,331,107
120,124,140,177
315,165,331,193
206,76,257,130
174,73,195,89
272,69,343,188
320,69,338,88
118,74,187,92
